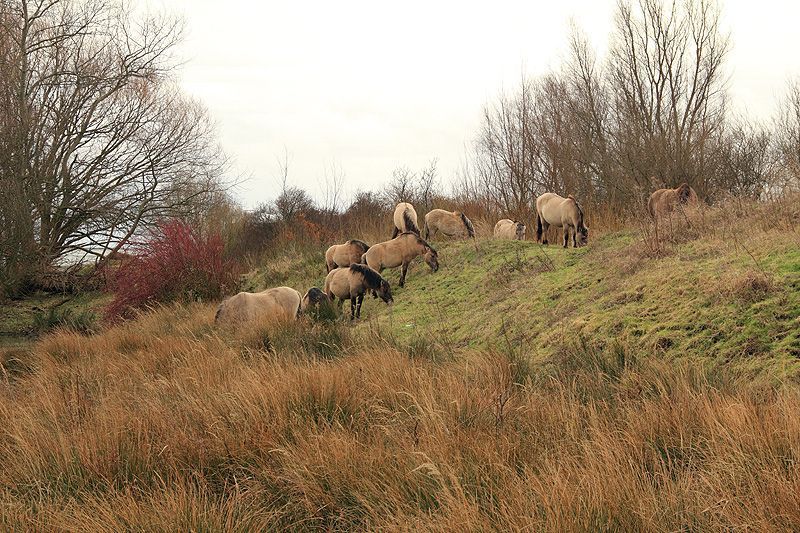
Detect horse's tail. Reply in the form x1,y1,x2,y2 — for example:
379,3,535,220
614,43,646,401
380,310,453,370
323,276,332,298
424,219,430,240
403,210,420,235
214,301,225,323
460,212,475,238
536,212,543,242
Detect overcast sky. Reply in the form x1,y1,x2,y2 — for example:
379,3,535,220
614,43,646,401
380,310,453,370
160,0,800,208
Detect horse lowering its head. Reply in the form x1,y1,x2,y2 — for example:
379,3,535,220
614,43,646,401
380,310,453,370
301,287,331,310
362,232,438,287
325,239,370,272
323,264,392,319
424,209,475,240
535,193,588,248
494,219,526,240
392,202,420,239
647,182,699,219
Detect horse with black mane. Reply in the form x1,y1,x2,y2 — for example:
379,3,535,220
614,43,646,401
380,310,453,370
647,182,699,219
325,239,370,272
424,209,475,240
494,219,526,240
362,232,438,287
535,193,589,248
323,264,393,319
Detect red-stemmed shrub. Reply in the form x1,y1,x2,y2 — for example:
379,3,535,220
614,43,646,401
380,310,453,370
105,220,240,320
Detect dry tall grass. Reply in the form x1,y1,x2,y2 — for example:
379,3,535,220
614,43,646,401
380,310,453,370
2,299,800,531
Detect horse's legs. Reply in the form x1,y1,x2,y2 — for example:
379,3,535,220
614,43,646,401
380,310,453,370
356,294,364,318
572,226,578,248
350,298,356,320
541,221,549,245
563,226,569,248
399,262,408,287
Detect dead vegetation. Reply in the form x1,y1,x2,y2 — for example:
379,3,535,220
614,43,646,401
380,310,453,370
0,296,798,530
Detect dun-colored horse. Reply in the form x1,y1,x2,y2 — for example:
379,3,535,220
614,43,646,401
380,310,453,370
494,219,526,240
215,286,303,324
424,209,475,240
324,264,393,319
392,202,420,238
325,239,370,272
535,193,589,248
362,232,438,287
648,183,699,219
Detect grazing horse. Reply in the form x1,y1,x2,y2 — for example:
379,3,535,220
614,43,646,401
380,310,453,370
325,239,370,272
535,193,589,248
215,286,303,324
424,209,475,240
324,264,393,320
361,232,439,287
648,183,698,219
494,219,526,240
301,287,331,314
392,202,420,238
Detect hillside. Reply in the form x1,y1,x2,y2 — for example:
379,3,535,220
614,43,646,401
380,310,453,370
244,204,800,379
1,200,800,530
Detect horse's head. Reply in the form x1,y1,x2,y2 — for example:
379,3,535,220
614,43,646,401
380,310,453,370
677,182,692,203
424,246,439,272
577,225,589,246
515,221,526,240
376,279,393,304
301,287,330,312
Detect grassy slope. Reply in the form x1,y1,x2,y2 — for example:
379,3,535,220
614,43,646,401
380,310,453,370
244,224,800,380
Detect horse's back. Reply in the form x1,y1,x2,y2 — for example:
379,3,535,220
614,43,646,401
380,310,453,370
217,287,300,323
648,188,673,217
394,202,418,233
537,193,568,224
494,219,513,238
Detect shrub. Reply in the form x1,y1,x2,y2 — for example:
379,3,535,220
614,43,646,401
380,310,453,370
105,221,240,320
32,306,97,335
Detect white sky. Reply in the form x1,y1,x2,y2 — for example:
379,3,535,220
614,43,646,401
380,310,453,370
160,0,800,208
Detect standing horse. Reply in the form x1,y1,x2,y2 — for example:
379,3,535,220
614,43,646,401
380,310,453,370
392,202,420,238
424,209,475,240
535,193,589,248
324,264,393,320
494,219,526,240
362,232,438,287
647,183,699,219
325,239,370,272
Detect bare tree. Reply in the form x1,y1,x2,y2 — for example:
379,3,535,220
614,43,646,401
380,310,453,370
773,80,800,195
384,165,417,206
0,0,225,296
608,0,730,197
